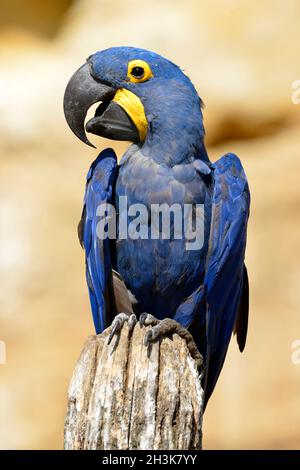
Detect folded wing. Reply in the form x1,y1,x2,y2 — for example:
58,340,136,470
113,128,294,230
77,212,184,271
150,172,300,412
203,153,250,405
78,148,118,333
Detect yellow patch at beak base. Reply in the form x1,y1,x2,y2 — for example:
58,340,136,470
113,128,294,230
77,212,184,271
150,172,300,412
112,88,148,142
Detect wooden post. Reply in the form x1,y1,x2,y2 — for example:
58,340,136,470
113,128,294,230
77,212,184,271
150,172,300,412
64,322,204,450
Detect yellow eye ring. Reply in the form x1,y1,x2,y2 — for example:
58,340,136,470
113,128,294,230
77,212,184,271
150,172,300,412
127,60,153,83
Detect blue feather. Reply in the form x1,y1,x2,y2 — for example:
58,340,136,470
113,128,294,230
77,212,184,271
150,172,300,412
81,148,118,333
203,153,250,403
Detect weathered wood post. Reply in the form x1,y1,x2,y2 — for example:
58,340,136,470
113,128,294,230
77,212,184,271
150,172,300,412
64,322,204,450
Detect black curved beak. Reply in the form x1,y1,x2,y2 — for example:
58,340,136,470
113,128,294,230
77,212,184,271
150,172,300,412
63,62,140,147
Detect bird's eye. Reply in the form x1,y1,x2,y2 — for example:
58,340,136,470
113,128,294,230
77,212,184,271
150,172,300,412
131,66,145,78
127,60,153,83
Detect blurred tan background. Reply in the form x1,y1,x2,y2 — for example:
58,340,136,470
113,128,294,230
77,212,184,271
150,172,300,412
0,0,300,449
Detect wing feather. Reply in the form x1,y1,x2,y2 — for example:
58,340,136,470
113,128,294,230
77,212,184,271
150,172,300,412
203,153,250,405
80,148,118,333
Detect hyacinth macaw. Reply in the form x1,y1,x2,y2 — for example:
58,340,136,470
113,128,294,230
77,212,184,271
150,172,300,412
63,47,250,407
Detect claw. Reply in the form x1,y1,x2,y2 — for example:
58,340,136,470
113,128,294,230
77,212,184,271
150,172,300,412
144,329,154,346
108,312,136,344
128,313,137,332
108,320,121,344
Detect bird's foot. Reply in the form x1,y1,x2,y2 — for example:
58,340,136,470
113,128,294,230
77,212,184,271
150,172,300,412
139,313,203,368
108,312,137,344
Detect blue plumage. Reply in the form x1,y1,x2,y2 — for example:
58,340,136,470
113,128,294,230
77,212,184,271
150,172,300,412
76,47,250,407
80,149,118,332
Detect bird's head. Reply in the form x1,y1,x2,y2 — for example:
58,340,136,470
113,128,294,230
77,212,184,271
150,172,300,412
64,47,205,160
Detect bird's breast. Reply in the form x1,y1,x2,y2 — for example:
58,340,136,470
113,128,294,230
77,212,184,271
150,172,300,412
113,149,211,316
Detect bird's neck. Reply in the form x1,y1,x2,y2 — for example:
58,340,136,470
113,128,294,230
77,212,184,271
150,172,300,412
140,85,208,166
141,125,208,167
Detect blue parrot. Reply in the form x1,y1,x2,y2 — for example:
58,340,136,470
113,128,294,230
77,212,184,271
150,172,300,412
64,47,250,407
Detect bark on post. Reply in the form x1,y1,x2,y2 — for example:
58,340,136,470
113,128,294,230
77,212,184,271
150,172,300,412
64,322,204,450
